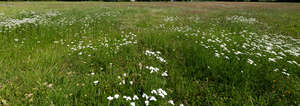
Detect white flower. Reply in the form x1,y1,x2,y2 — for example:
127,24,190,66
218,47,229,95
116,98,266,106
130,102,135,106
158,88,167,96
157,57,166,63
14,38,19,42
123,73,127,77
151,90,157,95
107,96,113,101
224,56,229,59
122,80,125,85
145,66,159,73
145,50,166,63
145,100,149,106
130,81,133,85
93,80,99,85
54,41,59,44
127,97,132,101
268,58,276,62
168,100,175,105
159,93,165,98
234,51,242,55
282,72,290,76
283,69,287,72
114,94,119,99
142,93,149,100
91,72,95,75
123,96,132,101
48,83,53,88
162,71,168,77
247,59,255,66
256,53,262,57
215,53,220,57
133,95,139,100
180,104,184,106
149,96,157,101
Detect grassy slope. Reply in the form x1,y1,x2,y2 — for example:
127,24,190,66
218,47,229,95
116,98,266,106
0,2,300,105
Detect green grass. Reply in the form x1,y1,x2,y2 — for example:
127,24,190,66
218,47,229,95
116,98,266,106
0,2,300,105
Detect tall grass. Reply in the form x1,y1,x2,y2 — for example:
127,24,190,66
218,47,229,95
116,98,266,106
0,2,299,105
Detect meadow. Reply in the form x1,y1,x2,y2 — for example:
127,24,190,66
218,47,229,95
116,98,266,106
0,2,300,105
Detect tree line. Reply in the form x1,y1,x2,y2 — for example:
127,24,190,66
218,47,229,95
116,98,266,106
0,0,298,2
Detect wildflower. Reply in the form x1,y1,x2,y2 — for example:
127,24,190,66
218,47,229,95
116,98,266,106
93,80,99,85
224,56,229,59
234,51,242,55
25,93,33,98
122,80,125,85
14,38,19,42
145,66,159,73
133,95,139,100
107,96,113,101
247,59,254,65
151,90,157,95
268,58,276,62
283,69,287,72
54,41,59,44
145,100,150,106
255,53,262,57
282,72,290,76
162,71,168,77
48,83,53,88
130,102,135,106
90,72,95,75
142,93,149,100
145,50,166,63
158,88,167,96
149,96,157,101
123,96,132,101
114,94,119,99
130,81,133,85
168,100,175,105
180,104,184,106
215,53,220,57
127,96,132,101
157,57,166,63
159,93,165,98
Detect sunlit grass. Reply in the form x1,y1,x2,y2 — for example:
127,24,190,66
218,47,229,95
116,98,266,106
0,2,300,105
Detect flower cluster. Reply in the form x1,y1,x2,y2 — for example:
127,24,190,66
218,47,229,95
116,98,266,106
145,50,166,63
179,16,299,77
0,10,61,30
226,15,258,24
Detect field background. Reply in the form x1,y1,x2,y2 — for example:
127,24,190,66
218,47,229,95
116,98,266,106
0,2,300,105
